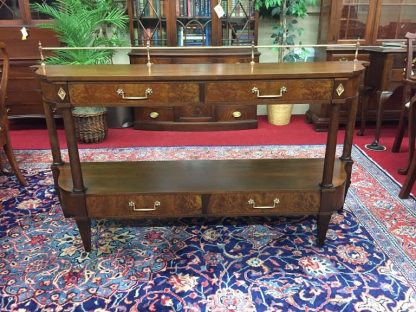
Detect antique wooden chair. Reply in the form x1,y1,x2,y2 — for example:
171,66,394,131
0,41,27,209
391,33,416,198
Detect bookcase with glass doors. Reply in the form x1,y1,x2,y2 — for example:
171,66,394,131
127,0,260,131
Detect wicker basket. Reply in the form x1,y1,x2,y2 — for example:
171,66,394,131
73,111,108,143
267,104,293,126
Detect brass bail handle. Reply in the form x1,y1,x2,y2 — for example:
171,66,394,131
251,86,287,99
247,198,280,209
116,88,153,100
129,200,160,211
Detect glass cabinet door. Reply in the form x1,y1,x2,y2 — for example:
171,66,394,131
131,0,168,46
338,0,371,42
220,0,256,46
0,0,55,24
0,0,22,23
375,0,416,43
176,0,212,46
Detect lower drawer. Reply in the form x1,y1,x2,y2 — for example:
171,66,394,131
87,194,202,218
134,107,174,122
216,105,257,121
208,192,320,215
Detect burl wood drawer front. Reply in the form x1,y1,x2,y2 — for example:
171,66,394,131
69,83,200,105
216,105,257,121
135,107,174,121
205,80,333,104
87,194,202,218
208,192,320,215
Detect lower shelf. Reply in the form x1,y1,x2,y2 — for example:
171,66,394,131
57,158,348,251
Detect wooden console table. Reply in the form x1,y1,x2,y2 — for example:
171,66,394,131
35,62,365,252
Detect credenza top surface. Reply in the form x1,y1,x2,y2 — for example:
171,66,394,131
35,62,365,82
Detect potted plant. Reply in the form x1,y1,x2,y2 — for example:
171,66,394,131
31,0,129,143
256,0,317,125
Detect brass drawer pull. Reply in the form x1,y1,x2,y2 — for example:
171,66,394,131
247,198,280,209
149,111,159,119
116,88,153,100
338,57,348,62
232,111,242,118
129,200,160,211
251,86,287,98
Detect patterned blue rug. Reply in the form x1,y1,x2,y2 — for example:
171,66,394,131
1,145,416,311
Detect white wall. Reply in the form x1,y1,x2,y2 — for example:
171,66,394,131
257,9,320,115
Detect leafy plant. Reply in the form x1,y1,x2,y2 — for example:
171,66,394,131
31,0,129,65
256,0,317,62
32,0,129,115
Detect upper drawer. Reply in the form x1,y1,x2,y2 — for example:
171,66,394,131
69,82,200,106
87,194,202,218
205,79,333,104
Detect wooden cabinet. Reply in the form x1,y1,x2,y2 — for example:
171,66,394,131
127,0,260,131
0,0,59,118
308,0,416,131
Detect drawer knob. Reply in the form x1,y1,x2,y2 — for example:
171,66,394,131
251,86,287,99
129,200,160,211
338,57,348,62
149,111,159,119
247,198,280,209
116,88,153,100
232,111,242,118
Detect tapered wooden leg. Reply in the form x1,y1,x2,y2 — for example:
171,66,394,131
3,141,27,186
357,87,371,136
75,217,91,252
317,214,332,246
392,87,409,153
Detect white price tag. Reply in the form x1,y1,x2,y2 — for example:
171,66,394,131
214,3,225,18
20,27,29,40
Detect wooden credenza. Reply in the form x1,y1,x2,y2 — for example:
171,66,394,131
35,62,365,252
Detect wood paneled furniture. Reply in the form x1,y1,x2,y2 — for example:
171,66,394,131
127,0,260,131
0,42,27,192
308,0,416,131
35,61,365,252
0,0,59,118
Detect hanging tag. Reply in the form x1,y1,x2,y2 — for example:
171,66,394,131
214,3,225,18
20,27,29,40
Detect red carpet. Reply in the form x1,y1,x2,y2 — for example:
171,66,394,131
8,115,411,196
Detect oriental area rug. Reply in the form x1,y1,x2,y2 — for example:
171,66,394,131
1,145,416,311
